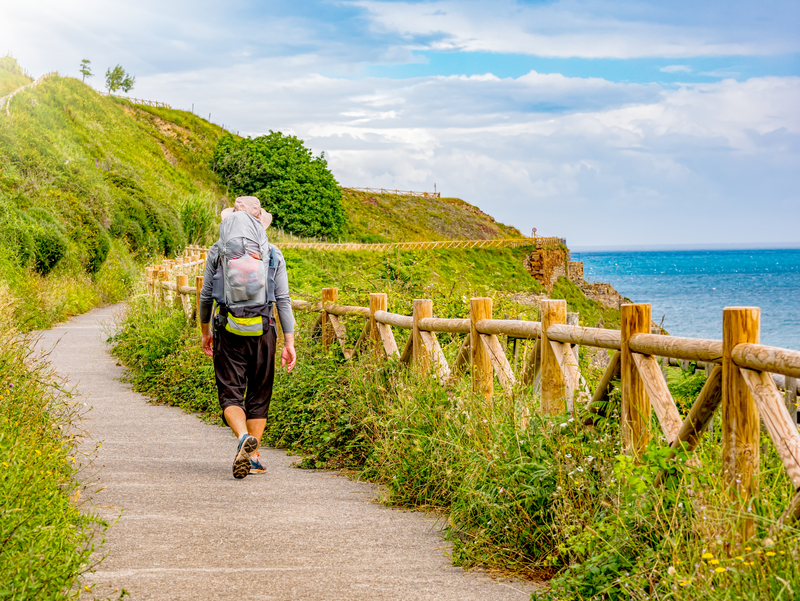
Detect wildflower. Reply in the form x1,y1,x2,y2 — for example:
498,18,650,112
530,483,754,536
560,422,568,428
565,454,572,458
679,580,690,587
701,553,714,560
586,456,594,463
714,567,725,573
736,556,744,561
709,559,720,565
667,566,677,577
2,462,7,468
744,546,751,551
766,552,776,557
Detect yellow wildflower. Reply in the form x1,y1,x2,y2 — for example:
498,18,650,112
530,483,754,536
744,546,751,551
766,552,776,557
736,556,744,561
714,567,726,573
702,552,714,560
709,559,720,565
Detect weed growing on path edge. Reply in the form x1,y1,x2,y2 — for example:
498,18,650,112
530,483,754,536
0,328,107,600
110,296,800,601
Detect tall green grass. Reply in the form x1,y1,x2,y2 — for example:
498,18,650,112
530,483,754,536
0,293,106,600
111,290,800,600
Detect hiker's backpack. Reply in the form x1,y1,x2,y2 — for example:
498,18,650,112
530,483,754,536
211,211,277,336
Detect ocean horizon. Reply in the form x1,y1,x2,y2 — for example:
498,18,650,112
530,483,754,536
575,247,800,351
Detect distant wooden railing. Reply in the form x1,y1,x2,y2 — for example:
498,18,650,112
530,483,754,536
144,252,800,540
101,92,172,109
185,237,562,253
343,187,441,199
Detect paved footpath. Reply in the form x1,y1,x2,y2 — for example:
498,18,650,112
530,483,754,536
36,305,539,601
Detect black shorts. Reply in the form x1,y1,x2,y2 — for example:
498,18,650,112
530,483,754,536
213,319,277,422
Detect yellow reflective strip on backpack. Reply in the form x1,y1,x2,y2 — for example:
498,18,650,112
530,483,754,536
225,315,263,336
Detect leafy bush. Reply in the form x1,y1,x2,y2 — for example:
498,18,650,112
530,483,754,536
31,222,68,275
212,132,346,237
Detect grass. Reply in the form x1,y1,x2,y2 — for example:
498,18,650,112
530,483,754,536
340,188,523,243
0,291,106,600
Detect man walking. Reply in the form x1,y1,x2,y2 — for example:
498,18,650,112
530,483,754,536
199,196,296,479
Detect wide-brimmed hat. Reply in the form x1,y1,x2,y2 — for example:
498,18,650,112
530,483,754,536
220,196,272,229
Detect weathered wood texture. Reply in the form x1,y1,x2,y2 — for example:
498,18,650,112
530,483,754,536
629,333,723,363
321,288,338,349
416,317,471,334
621,304,651,457
470,298,493,400
374,310,413,329
740,368,800,490
476,319,541,339
540,300,566,414
546,324,621,350
632,353,682,445
480,334,516,391
412,300,433,374
549,340,587,412
732,343,800,379
722,307,761,542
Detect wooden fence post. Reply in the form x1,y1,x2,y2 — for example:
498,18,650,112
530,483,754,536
176,274,188,315
321,288,338,349
412,299,433,374
470,297,493,400
195,276,203,324
567,312,580,363
722,307,760,542
159,266,168,306
370,293,387,353
621,303,651,457
540,299,566,415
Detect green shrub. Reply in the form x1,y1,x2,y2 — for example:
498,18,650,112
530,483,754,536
31,222,68,275
212,132,345,237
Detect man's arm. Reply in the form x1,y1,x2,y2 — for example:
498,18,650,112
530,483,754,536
199,246,218,357
272,246,297,372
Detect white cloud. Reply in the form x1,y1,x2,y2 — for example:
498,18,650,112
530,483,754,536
132,62,800,246
351,0,797,59
660,65,692,73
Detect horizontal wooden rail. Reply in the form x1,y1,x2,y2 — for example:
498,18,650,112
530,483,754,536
733,343,800,379
416,317,471,334
374,310,413,329
546,324,621,350
476,319,541,339
324,303,370,318
629,333,723,363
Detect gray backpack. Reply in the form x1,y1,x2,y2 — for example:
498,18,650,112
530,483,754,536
211,211,276,335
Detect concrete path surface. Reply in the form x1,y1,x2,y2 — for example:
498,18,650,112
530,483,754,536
36,305,539,601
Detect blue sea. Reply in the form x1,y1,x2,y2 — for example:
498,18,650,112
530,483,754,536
575,248,800,351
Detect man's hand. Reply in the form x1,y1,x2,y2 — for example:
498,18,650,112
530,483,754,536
201,322,213,357
281,333,297,372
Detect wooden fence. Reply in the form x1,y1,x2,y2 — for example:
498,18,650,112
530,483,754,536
100,92,172,109
145,251,800,540
343,187,441,199
186,237,562,253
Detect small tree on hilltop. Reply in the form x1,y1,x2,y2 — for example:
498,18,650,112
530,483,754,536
79,59,93,82
105,64,135,93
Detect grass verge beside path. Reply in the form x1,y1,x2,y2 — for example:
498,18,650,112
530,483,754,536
111,293,800,601
0,323,106,600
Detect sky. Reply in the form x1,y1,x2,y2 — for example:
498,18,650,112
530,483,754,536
1,0,799,247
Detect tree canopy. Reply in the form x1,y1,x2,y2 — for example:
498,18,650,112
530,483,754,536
105,65,135,93
212,132,345,237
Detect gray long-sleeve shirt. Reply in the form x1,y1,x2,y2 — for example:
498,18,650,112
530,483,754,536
199,243,295,334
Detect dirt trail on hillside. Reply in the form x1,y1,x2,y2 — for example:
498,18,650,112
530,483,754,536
36,305,539,601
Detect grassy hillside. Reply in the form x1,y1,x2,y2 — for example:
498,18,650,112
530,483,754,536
340,188,522,242
0,58,226,328
0,55,32,96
